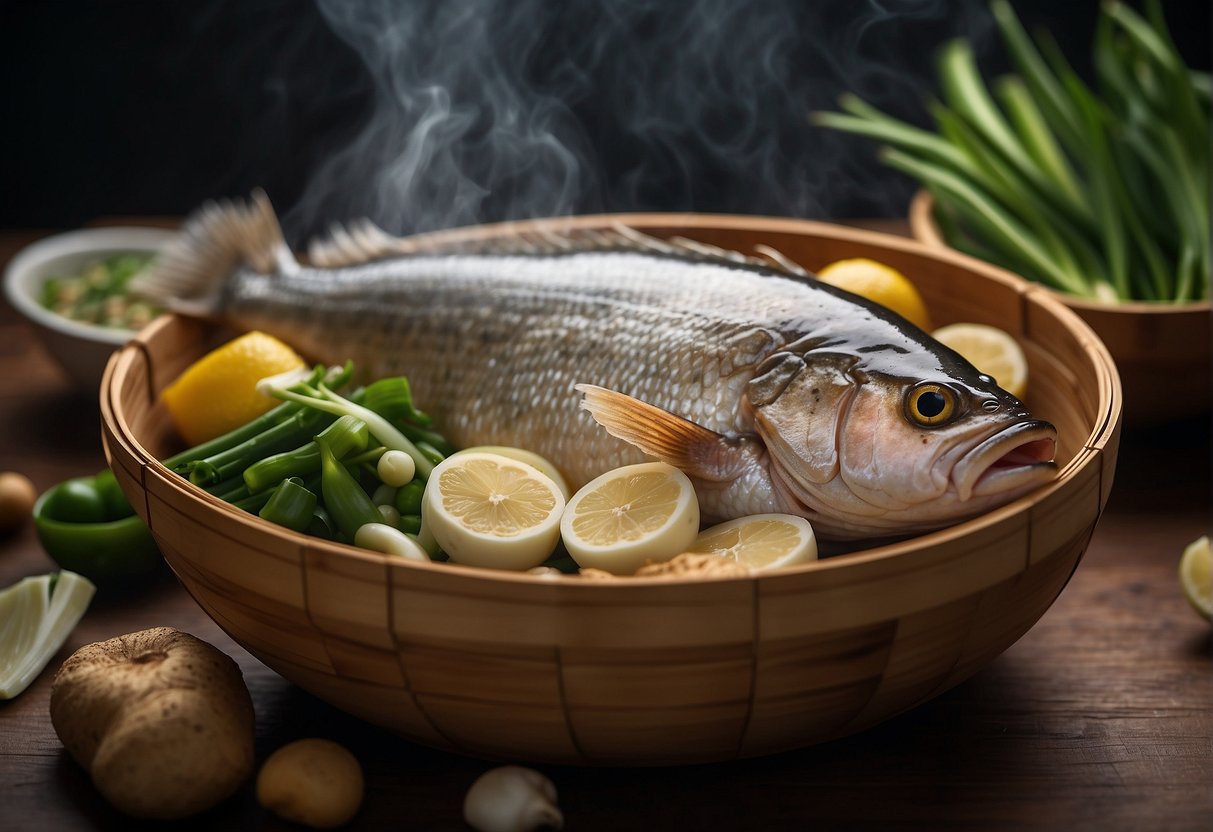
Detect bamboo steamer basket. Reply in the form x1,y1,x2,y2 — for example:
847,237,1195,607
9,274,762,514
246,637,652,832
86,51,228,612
101,214,1121,766
910,190,1210,426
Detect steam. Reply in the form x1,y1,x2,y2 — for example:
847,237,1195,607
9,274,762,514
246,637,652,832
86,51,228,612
286,0,970,238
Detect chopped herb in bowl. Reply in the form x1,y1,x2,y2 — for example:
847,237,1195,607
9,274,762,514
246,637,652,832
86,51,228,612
40,253,161,330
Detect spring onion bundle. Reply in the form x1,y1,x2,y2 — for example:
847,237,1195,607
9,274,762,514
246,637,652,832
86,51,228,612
813,0,1210,302
163,361,454,556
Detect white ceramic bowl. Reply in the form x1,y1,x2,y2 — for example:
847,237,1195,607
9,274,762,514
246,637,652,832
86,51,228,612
4,227,178,391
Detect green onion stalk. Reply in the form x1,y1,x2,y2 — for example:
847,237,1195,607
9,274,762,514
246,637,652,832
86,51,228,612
161,363,350,472
242,415,370,494
155,360,454,557
811,0,1209,303
258,477,318,533
268,381,436,480
317,436,383,541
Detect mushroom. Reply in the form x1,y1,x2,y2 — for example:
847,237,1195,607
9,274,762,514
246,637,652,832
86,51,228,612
0,471,36,534
49,627,255,820
256,738,365,829
463,766,564,832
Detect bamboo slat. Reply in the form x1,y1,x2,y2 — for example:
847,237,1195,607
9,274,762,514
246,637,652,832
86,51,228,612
100,215,1122,764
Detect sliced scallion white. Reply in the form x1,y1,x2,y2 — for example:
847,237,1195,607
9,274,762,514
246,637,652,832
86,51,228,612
0,570,95,699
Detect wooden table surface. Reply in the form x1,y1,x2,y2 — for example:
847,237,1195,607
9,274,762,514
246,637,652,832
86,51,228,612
1,223,1209,831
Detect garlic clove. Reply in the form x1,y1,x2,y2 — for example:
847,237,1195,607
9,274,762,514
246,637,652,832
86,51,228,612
463,765,563,832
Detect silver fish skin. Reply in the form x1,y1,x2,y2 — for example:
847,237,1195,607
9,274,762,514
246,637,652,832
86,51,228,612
133,193,1058,541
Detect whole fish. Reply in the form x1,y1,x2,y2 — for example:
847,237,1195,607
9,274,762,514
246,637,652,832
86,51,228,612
133,192,1057,541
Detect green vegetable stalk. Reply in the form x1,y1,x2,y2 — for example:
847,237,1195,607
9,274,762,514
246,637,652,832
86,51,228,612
186,405,336,487
269,381,436,480
393,479,425,516
317,436,383,541
307,506,337,540
812,0,1210,302
243,415,370,494
41,357,457,571
258,478,319,533
161,363,348,472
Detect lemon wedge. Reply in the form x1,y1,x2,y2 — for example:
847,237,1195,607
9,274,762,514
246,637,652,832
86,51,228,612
687,513,818,572
932,322,1030,400
452,446,571,501
817,257,932,330
161,331,306,446
1180,535,1211,621
421,452,565,571
561,462,699,575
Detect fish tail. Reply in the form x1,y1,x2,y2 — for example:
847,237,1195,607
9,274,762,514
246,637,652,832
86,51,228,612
130,189,296,317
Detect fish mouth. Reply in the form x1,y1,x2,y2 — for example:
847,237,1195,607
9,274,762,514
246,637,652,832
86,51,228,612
954,419,1058,501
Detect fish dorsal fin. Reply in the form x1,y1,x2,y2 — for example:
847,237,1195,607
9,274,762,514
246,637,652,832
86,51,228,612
752,244,810,277
656,233,809,275
617,227,808,274
305,218,810,276
306,219,412,268
130,189,295,316
305,219,596,267
575,383,754,482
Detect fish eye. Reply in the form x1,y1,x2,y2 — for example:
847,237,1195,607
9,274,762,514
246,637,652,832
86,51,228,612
905,383,958,427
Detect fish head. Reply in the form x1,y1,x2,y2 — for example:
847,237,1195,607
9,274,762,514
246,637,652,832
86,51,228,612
748,348,1058,540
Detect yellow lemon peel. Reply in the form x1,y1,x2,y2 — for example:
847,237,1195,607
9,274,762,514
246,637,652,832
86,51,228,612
161,331,306,446
817,257,932,330
932,322,1030,400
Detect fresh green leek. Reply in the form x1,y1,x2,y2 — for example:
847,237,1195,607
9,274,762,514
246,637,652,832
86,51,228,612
161,363,347,473
160,359,455,556
811,0,1209,302
242,414,370,494
258,477,319,533
270,382,435,480
317,436,384,541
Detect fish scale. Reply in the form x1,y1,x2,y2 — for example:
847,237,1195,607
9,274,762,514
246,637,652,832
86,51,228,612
226,252,782,487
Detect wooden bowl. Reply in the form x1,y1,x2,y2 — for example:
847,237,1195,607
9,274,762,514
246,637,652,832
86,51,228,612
910,190,1211,426
100,214,1121,766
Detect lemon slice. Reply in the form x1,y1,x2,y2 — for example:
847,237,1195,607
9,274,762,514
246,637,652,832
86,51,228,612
687,513,818,572
932,322,1030,400
161,331,306,446
420,452,565,571
817,257,932,330
561,462,699,575
453,446,571,501
1179,535,1211,621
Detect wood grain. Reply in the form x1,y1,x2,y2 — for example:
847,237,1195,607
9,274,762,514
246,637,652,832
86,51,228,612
1,223,1208,830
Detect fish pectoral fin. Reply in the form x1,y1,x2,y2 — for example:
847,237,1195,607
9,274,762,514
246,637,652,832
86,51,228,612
575,384,754,482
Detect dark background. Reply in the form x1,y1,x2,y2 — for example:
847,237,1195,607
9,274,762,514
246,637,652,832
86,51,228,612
1,0,1208,242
